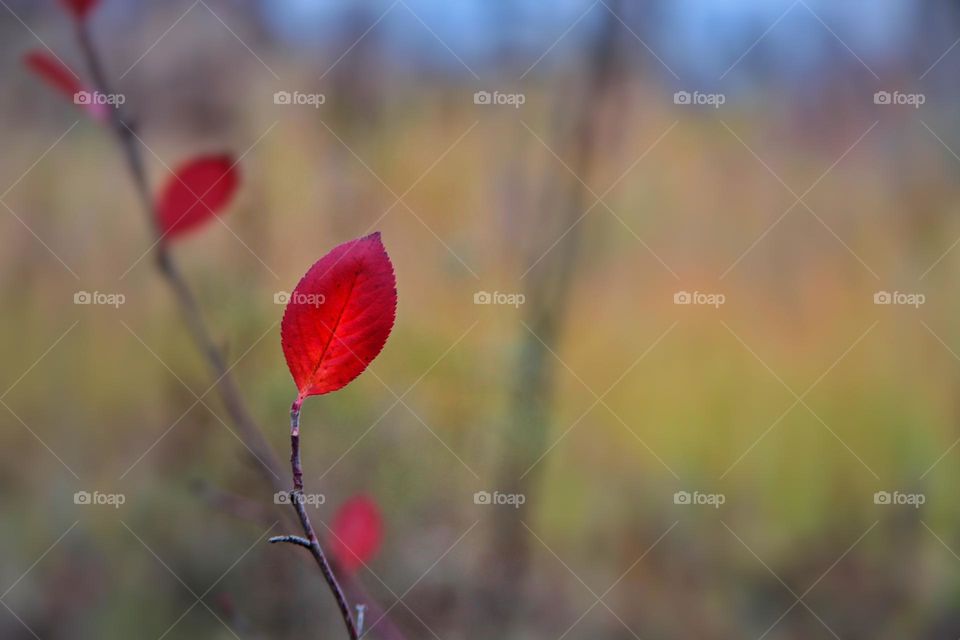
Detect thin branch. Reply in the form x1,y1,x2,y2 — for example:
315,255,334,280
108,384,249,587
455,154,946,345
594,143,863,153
200,481,407,640
291,398,304,491
75,21,287,495
285,400,360,639
269,535,312,549
73,21,365,640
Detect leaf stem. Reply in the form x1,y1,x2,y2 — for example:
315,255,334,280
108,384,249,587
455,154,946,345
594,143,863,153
291,397,304,491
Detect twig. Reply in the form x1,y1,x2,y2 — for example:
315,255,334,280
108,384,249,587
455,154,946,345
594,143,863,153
73,20,361,640
285,399,360,639
203,482,407,640
269,535,312,549
291,398,305,492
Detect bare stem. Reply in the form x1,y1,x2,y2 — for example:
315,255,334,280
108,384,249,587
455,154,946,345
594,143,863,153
287,401,359,640
74,21,365,640
291,397,304,491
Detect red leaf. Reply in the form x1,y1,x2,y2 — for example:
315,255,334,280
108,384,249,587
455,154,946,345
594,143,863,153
281,233,397,399
329,495,383,574
60,0,100,20
156,155,239,239
23,50,108,121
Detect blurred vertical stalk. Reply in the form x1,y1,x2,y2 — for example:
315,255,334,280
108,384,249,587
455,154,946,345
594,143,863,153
477,4,626,636
74,20,287,497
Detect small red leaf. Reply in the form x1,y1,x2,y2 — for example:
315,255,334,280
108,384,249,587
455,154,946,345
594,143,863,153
281,233,397,399
24,51,80,96
60,0,100,20
329,495,383,574
24,51,107,121
156,155,239,239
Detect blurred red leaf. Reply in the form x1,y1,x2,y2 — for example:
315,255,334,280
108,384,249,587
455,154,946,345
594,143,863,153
281,233,397,399
23,50,107,121
60,0,100,20
156,155,239,239
329,496,383,574
24,51,80,96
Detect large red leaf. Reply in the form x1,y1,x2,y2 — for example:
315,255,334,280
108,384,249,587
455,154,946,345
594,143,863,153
281,233,397,399
156,154,239,239
60,0,100,20
329,495,383,574
23,50,107,121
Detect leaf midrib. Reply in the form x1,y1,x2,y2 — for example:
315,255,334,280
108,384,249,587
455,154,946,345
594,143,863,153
305,267,362,391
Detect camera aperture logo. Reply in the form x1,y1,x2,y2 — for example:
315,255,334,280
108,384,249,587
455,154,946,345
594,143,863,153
274,291,326,307
473,90,525,108
873,290,925,308
674,290,725,308
274,491,325,506
74,490,126,508
474,290,525,308
873,91,924,108
74,290,125,308
474,490,525,509
874,490,924,508
673,490,725,509
73,90,125,108
274,91,326,108
674,90,725,108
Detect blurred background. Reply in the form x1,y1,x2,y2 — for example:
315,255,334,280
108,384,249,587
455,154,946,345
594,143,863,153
3,0,960,638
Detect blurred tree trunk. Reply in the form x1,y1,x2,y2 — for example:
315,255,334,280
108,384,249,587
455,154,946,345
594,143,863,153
473,4,627,637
